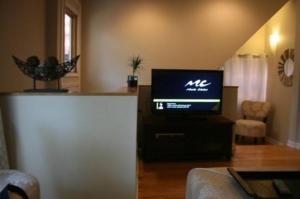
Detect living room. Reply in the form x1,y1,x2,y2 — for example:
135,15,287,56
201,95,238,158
0,0,300,199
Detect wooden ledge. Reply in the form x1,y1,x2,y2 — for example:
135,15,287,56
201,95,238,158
0,88,138,96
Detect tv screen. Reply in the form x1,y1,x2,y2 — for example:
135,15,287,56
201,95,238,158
151,69,223,115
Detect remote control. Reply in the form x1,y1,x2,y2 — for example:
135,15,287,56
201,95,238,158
273,179,292,195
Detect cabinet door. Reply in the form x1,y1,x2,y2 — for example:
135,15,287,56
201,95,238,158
188,125,232,156
144,126,186,157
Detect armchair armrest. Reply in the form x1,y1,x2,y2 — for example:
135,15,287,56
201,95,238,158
0,170,39,199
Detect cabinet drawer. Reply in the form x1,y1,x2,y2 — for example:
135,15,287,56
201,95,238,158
149,132,185,155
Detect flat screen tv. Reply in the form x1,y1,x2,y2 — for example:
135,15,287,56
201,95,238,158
151,69,223,115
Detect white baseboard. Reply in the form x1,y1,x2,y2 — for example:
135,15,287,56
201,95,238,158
266,137,300,150
265,136,284,145
287,140,300,149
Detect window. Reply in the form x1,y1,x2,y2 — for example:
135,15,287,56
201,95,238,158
59,0,82,92
64,8,77,71
223,55,268,108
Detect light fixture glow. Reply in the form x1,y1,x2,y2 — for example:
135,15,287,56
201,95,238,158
269,31,280,49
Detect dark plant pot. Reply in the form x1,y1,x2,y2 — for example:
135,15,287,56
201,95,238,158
127,75,138,88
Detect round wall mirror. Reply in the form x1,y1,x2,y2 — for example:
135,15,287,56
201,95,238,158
284,58,294,77
278,48,295,87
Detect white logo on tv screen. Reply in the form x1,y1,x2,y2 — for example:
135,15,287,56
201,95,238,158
184,79,211,92
185,80,211,87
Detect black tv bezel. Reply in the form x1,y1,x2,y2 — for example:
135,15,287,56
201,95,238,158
151,69,223,116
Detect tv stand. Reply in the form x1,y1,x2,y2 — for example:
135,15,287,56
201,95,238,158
141,115,233,161
164,115,208,121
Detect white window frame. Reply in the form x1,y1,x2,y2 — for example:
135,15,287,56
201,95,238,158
58,0,82,78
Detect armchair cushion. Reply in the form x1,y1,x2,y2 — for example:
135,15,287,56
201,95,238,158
235,119,266,137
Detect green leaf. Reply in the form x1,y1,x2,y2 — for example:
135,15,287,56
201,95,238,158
129,55,143,75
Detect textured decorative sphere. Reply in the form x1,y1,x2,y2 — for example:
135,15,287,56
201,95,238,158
44,56,59,68
26,56,40,67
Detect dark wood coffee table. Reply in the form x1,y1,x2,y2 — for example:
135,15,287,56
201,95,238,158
228,168,300,199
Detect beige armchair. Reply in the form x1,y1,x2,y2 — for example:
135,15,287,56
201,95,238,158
234,100,271,144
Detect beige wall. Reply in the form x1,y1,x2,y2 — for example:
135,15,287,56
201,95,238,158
288,0,300,147
0,0,46,92
236,26,266,55
82,0,287,91
264,0,296,143
296,0,300,144
45,0,59,57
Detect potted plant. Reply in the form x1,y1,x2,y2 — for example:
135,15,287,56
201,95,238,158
128,55,142,88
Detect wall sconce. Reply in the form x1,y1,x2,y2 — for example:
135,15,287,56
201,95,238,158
269,31,280,51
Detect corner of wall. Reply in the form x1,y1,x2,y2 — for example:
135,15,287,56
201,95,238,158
264,0,297,145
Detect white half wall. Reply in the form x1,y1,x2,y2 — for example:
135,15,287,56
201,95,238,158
0,95,137,199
